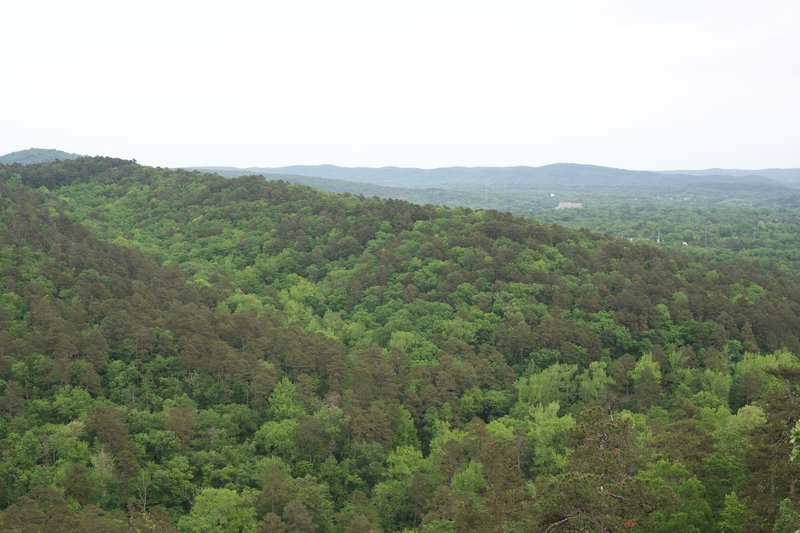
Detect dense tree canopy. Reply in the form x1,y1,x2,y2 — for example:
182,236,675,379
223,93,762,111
0,158,799,531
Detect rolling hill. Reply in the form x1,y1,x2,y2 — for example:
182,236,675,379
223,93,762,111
665,168,800,186
0,148,81,165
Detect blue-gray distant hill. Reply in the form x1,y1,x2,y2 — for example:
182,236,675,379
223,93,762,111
665,168,800,186
220,163,789,190
0,148,81,165
192,162,791,192
188,162,796,212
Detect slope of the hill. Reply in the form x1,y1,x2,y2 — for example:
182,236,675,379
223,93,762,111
2,158,800,531
188,164,800,274
0,179,348,530
36,159,799,357
0,148,81,166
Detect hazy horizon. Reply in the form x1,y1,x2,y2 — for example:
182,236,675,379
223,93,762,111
2,1,799,169
5,148,800,174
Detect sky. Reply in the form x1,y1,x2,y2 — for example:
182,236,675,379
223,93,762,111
2,0,799,169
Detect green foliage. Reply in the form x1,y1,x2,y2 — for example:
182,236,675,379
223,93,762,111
771,498,800,533
266,379,307,421
178,487,256,532
630,352,662,383
516,364,578,409
577,361,614,404
719,491,755,532
1,159,799,530
450,460,486,494
637,461,714,532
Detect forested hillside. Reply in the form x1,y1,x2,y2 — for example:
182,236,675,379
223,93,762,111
537,202,800,281
194,163,800,280
1,158,800,531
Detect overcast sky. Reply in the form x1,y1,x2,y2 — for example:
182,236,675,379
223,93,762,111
2,0,799,169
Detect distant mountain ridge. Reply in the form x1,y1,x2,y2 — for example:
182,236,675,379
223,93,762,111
191,162,793,191
4,150,795,191
3,150,796,184
0,148,82,165
664,167,800,185
235,163,671,187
